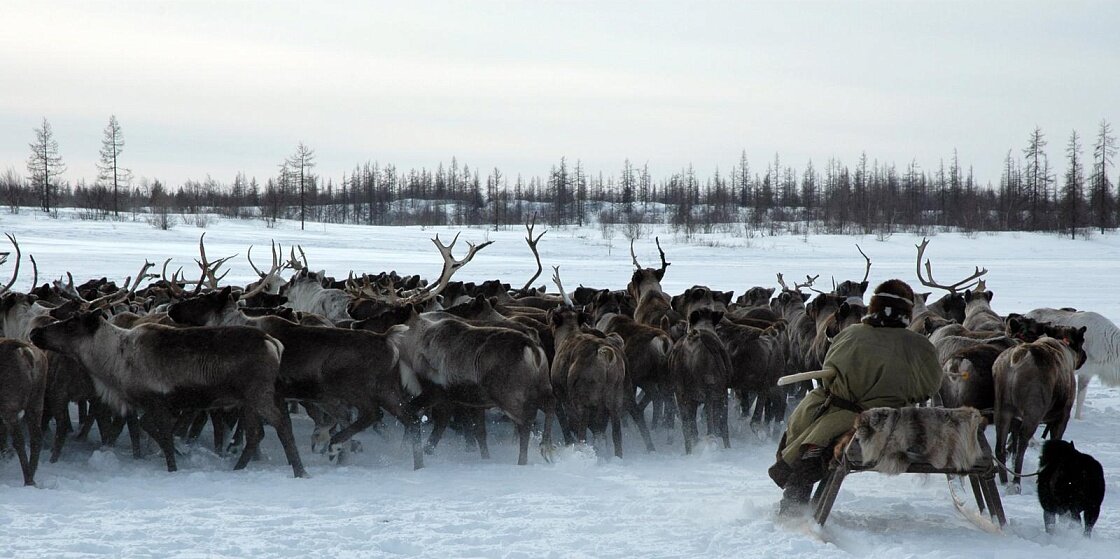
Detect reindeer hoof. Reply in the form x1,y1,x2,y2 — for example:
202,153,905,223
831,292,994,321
1007,483,1022,496
539,443,556,463
327,442,348,464
310,426,331,454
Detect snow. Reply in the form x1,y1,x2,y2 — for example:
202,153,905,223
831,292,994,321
1,210,1117,557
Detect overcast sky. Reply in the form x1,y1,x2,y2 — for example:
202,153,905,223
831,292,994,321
2,1,1117,187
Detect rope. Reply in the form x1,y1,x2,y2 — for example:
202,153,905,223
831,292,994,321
991,456,1043,478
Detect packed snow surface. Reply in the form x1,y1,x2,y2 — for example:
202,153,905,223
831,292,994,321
1,210,1117,557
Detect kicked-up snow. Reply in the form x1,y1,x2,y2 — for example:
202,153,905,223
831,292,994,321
0,210,1117,557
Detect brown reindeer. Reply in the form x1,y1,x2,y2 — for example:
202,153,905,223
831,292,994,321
30,311,308,478
547,299,627,458
993,325,1086,492
667,308,732,454
0,340,47,485
628,238,680,329
963,287,1003,333
717,319,786,433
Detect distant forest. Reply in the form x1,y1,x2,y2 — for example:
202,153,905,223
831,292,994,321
6,118,1118,239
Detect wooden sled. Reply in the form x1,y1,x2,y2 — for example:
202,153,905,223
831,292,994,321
811,426,1007,530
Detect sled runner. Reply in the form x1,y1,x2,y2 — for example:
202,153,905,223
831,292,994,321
811,420,1007,531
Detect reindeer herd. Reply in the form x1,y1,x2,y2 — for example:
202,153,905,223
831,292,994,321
0,223,1114,497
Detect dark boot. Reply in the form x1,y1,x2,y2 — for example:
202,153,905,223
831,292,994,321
777,446,827,517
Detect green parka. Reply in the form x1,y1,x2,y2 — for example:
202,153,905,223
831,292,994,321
780,323,942,465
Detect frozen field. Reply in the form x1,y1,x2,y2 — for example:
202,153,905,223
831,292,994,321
0,210,1117,558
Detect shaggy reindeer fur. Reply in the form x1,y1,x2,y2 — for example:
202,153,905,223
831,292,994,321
941,343,1002,415
595,312,667,452
30,311,309,478
993,328,1086,491
0,340,48,485
853,406,985,475
168,288,415,467
1037,439,1105,537
549,307,628,457
282,271,352,323
735,286,775,308
394,309,554,466
667,309,731,454
1026,308,1120,420
808,300,865,369
628,268,680,329
962,289,1003,333
671,285,731,319
716,319,786,428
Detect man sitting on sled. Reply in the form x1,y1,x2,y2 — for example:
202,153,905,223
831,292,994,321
768,279,943,516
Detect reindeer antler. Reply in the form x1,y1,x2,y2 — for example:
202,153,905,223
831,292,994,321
796,274,821,292
1,233,21,293
551,265,574,308
519,213,548,294
28,254,38,291
242,241,286,299
915,238,987,294
655,237,670,273
194,233,237,291
855,244,871,283
630,239,641,269
776,273,793,292
88,260,157,309
402,232,494,304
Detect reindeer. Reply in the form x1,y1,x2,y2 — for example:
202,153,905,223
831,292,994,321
962,286,1003,333
363,234,554,466
628,238,679,329
671,285,732,320
993,325,1086,492
734,286,775,309
667,308,732,454
830,244,872,301
547,269,627,457
30,311,308,478
0,340,47,485
1025,308,1120,420
717,318,786,433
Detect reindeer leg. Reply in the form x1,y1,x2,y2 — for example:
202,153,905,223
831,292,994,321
424,404,451,455
74,400,90,441
139,406,178,472
1009,420,1036,495
126,414,143,459
994,411,1011,485
5,416,33,486
680,399,698,455
611,407,624,459
627,392,655,452
327,406,378,464
1074,374,1090,420
516,419,531,466
233,412,262,471
472,408,490,460
718,395,731,449
258,395,308,478
48,395,70,463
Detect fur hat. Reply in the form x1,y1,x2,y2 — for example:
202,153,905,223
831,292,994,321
864,279,915,327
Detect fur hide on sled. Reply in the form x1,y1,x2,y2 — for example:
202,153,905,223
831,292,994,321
852,407,985,475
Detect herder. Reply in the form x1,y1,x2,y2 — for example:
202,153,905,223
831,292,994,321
768,279,943,515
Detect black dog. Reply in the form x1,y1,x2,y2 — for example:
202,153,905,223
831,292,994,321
1038,440,1105,537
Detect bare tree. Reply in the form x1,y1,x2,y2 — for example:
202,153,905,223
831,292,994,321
97,115,132,216
27,118,66,213
1090,119,1116,233
286,142,316,230
1063,130,1085,239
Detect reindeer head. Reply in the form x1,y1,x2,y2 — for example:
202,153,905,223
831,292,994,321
29,310,106,357
736,286,775,308
686,308,723,334
167,286,239,326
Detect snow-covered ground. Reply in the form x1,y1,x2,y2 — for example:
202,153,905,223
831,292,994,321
0,210,1117,557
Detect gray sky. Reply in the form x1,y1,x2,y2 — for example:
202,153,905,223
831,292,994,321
2,1,1117,188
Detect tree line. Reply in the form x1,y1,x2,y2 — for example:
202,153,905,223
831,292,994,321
6,117,1118,239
